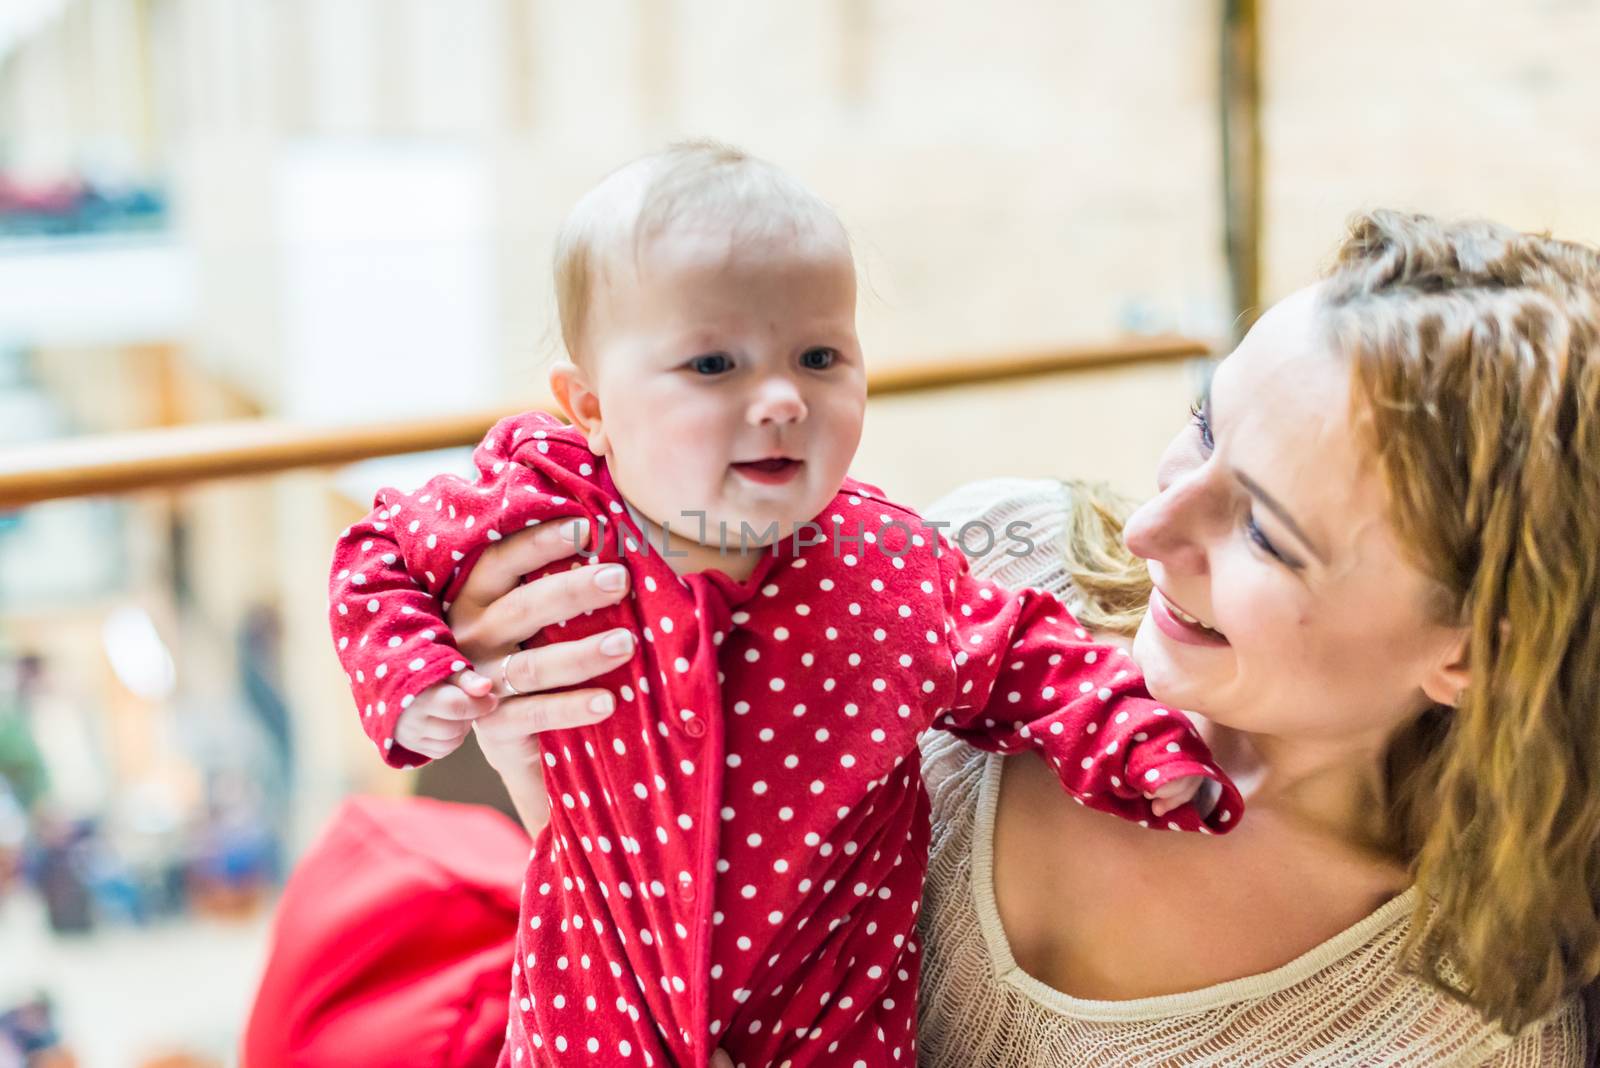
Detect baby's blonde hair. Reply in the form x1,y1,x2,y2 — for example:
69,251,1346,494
553,140,847,362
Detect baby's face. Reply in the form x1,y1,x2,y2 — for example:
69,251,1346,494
578,224,866,549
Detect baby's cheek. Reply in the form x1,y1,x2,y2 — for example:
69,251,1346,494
620,455,703,526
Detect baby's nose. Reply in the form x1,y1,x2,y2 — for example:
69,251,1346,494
748,378,807,425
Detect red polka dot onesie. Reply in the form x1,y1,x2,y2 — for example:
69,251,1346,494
328,412,1242,1068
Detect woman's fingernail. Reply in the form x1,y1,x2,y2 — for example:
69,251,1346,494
595,565,628,592
600,629,634,656
564,518,589,544
589,693,615,715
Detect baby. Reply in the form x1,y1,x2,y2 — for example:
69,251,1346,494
328,142,1240,1067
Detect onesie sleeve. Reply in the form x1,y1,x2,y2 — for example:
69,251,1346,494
933,535,1243,833
327,412,588,768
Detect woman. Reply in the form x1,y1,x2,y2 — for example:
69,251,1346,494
442,211,1596,1064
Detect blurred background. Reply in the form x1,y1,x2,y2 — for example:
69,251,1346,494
0,1,1596,1064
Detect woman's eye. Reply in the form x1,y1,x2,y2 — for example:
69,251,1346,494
689,353,733,375
1245,515,1288,564
800,347,837,370
1189,401,1215,453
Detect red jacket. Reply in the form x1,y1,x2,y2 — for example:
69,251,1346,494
241,796,526,1068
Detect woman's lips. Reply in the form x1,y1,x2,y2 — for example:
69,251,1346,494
731,458,803,485
1150,588,1230,647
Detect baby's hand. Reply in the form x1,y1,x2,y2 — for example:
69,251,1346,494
1147,775,1222,819
393,669,498,761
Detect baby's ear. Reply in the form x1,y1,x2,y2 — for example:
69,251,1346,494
549,360,608,455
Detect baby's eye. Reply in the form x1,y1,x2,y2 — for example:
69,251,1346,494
800,347,837,370
689,353,733,375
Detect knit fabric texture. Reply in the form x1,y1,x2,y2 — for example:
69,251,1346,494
914,477,1587,1068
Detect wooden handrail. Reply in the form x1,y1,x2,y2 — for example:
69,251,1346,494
0,336,1209,508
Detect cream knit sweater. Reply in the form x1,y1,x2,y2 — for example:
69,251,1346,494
915,478,1586,1067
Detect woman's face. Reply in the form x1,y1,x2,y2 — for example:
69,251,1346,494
1124,286,1466,744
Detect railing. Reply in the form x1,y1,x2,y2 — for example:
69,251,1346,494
0,336,1210,508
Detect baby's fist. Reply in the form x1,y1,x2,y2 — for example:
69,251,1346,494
393,669,498,761
1148,774,1221,819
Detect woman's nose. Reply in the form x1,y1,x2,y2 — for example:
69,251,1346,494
748,376,807,426
1123,465,1212,576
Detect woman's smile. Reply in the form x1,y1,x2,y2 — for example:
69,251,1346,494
1150,587,1230,646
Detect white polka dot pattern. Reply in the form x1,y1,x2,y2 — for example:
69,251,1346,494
329,412,1242,1065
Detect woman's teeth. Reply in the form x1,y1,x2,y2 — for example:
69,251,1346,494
1169,601,1221,634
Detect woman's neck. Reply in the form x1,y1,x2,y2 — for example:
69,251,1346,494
1198,718,1395,856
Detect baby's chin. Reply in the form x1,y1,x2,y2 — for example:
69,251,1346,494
622,476,844,553
632,506,830,555
709,512,831,547
721,487,843,536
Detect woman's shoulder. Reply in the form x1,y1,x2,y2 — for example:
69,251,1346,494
1388,949,1588,1066
924,477,1070,533
919,730,990,817
1252,900,1589,1065
924,477,1075,590
1373,908,1589,1065
1474,991,1587,1066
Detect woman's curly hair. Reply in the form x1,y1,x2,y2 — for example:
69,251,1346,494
1320,209,1600,1033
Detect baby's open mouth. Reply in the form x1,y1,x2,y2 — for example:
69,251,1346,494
731,458,803,485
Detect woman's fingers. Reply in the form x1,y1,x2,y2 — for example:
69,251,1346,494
709,1052,734,1068
473,562,631,657
478,689,617,739
499,628,635,697
453,518,592,616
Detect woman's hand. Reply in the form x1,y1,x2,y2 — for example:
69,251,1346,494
443,518,634,831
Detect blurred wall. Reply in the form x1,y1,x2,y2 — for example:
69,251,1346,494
6,0,1599,838
2,0,1229,426
1262,1,1600,299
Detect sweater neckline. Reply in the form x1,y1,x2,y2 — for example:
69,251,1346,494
968,750,1419,1022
